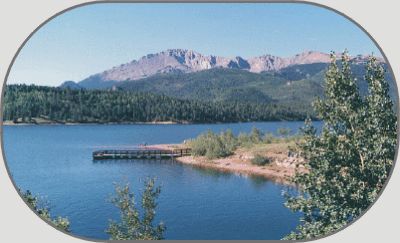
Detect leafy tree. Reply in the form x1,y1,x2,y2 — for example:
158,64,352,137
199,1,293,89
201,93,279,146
107,178,165,240
21,190,70,232
284,52,397,240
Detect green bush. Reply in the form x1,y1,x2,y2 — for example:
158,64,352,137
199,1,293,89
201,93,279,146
189,130,234,159
251,154,271,166
249,127,263,143
219,129,238,152
189,128,299,159
237,132,252,147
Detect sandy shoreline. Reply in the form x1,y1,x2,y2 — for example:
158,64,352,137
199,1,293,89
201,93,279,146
175,156,295,184
150,143,304,184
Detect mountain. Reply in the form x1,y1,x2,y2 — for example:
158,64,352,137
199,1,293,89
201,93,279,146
73,49,365,89
70,49,384,90
115,68,318,105
60,50,394,108
115,62,396,106
59,80,83,89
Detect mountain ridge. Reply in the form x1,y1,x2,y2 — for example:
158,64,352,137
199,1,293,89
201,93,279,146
62,49,382,89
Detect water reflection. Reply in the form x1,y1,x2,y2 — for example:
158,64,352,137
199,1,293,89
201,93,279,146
192,166,233,179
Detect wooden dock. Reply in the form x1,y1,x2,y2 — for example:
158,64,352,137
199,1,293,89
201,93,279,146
93,148,191,160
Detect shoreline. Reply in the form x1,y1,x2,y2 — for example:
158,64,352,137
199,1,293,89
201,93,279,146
175,156,296,184
150,143,304,184
1,120,189,126
1,119,314,126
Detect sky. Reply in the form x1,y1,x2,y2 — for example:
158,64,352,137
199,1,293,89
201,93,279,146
8,3,382,86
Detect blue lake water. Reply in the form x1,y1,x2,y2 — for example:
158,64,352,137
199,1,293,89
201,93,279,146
2,121,322,240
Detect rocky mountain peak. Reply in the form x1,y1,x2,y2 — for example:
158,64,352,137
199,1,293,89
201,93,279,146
76,49,378,87
288,51,331,65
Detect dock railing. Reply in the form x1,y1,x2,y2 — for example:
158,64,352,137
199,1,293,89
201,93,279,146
93,148,191,160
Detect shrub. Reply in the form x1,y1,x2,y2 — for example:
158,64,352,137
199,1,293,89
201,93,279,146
189,128,298,159
251,154,271,166
250,127,263,143
219,129,238,152
237,132,252,147
189,132,210,156
189,130,234,159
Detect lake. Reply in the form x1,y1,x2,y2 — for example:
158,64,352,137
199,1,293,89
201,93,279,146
2,121,322,240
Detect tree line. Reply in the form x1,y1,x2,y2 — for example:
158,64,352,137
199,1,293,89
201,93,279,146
2,84,311,123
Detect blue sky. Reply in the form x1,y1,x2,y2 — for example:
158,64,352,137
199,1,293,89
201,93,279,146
8,3,381,86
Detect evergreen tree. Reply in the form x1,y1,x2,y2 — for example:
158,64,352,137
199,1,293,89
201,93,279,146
2,84,311,124
284,52,397,240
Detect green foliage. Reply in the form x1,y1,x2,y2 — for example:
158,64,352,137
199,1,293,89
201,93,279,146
21,190,70,232
189,130,234,159
249,127,263,144
220,129,239,152
117,68,321,107
3,84,309,123
189,127,298,159
284,52,397,240
189,129,260,159
107,178,165,240
251,154,271,166
237,132,252,147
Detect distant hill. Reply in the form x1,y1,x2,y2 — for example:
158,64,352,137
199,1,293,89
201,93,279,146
59,80,83,89
114,63,396,106
115,68,321,106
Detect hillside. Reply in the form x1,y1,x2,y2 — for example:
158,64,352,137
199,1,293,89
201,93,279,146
116,68,323,106
3,85,311,124
114,62,396,106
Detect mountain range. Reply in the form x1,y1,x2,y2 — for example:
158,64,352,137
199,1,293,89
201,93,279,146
59,49,395,112
61,49,381,90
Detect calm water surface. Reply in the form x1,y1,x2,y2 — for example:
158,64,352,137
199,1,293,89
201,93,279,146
2,121,322,240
